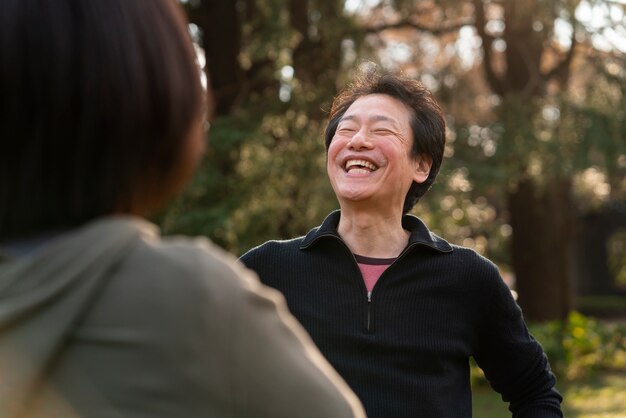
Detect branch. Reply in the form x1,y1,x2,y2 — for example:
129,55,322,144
472,0,505,95
364,18,472,35
543,20,578,85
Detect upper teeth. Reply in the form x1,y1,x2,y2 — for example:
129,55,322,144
346,159,378,171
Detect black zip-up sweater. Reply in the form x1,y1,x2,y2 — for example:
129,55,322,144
241,211,563,418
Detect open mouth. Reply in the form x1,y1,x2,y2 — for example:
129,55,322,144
345,159,379,174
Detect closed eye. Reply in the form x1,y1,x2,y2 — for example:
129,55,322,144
373,129,394,135
336,123,358,135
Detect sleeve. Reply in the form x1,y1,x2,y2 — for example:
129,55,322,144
473,263,563,418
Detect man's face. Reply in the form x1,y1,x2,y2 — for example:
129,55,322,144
327,94,430,213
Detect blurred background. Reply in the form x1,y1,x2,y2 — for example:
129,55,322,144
160,0,626,415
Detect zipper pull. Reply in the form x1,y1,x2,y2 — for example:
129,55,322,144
367,291,372,302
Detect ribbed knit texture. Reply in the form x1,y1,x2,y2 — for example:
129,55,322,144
241,211,563,418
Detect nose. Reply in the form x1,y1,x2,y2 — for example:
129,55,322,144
347,128,373,150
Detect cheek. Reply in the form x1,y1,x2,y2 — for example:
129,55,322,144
326,139,345,180
327,135,346,160
326,152,336,177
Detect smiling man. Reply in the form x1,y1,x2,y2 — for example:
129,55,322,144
240,65,563,418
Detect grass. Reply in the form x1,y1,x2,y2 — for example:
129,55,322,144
472,371,626,417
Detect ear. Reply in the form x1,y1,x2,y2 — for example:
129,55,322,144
413,155,432,184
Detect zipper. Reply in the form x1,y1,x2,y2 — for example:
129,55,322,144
363,242,422,333
304,233,427,333
348,250,373,333
366,291,372,331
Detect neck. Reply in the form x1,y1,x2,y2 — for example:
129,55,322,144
337,207,409,258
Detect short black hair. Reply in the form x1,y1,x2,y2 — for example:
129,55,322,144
0,0,205,239
325,65,446,214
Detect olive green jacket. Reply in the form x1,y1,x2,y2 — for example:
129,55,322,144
0,216,365,418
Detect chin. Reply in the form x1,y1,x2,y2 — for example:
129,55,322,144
337,192,374,205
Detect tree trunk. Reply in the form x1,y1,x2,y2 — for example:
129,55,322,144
188,0,243,116
574,206,626,295
289,0,345,97
508,178,575,321
474,0,578,322
502,0,544,95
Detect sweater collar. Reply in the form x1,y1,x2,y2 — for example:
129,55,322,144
300,210,453,253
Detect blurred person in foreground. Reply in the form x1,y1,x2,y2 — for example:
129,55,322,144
241,64,563,418
0,1,366,417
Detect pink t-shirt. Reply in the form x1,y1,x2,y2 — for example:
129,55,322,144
354,254,396,293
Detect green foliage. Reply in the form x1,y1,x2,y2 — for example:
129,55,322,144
608,230,626,288
160,101,339,254
413,186,513,267
473,371,626,417
226,109,338,254
471,312,626,386
157,111,264,248
164,0,626,285
532,312,626,380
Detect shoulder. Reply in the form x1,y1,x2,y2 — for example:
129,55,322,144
96,231,280,354
445,244,519,309
450,243,497,268
127,233,254,297
439,243,501,277
240,236,305,267
92,227,265,327
422,242,507,298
